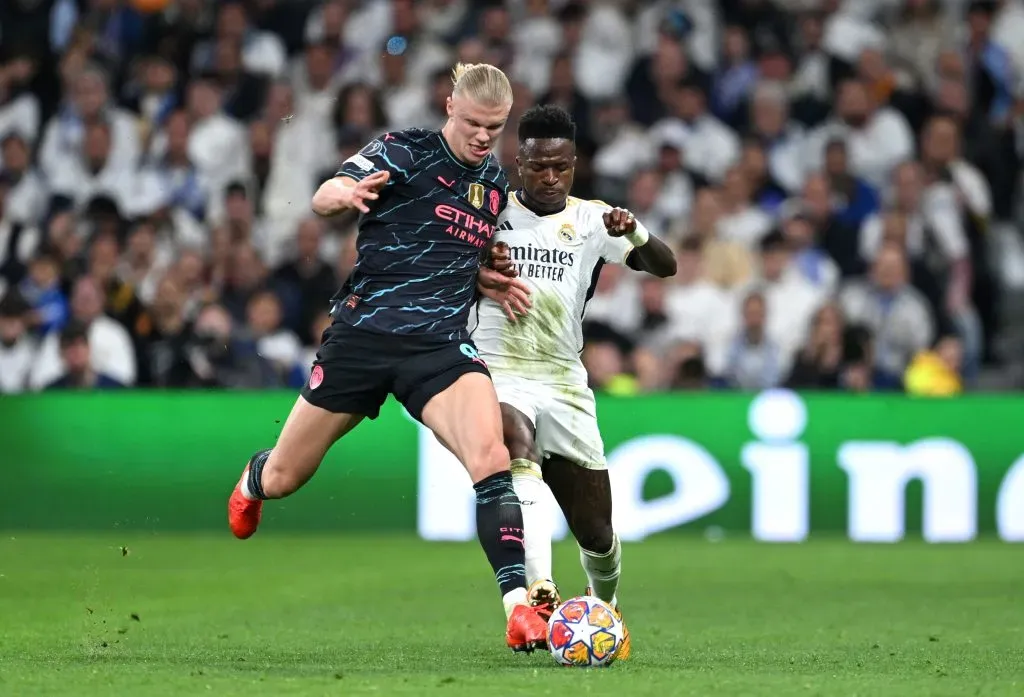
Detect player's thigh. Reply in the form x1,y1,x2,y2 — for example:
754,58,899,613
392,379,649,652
494,374,542,463
263,395,365,492
268,324,391,487
534,385,607,472
398,339,507,483
543,455,614,553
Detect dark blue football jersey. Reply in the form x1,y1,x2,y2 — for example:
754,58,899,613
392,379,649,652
330,128,509,339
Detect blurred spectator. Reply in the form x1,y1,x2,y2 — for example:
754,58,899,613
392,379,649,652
176,74,251,216
45,319,124,390
786,302,845,389
591,97,655,202
887,0,958,96
625,26,701,127
191,1,287,79
182,302,279,389
653,76,739,183
273,217,338,343
0,172,41,292
739,138,787,215
840,324,876,392
743,230,822,368
723,290,783,390
19,250,68,335
963,0,1015,125
624,168,671,240
86,229,147,336
582,325,638,396
717,164,773,247
0,0,1020,396
246,288,302,382
31,274,136,390
840,243,934,388
805,78,914,189
0,52,42,145
663,237,733,373
0,134,47,224
0,288,34,393
680,187,754,289
122,54,179,141
782,212,840,296
38,64,141,184
904,334,964,396
712,24,759,129
822,138,879,232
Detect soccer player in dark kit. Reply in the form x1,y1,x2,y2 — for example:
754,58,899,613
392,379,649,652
227,63,550,651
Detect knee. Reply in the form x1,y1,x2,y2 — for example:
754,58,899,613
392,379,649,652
260,455,309,497
576,521,615,555
469,440,511,482
507,437,541,465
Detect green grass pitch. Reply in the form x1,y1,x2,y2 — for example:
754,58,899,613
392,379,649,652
1,533,1021,696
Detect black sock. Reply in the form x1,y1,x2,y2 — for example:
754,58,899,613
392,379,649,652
246,449,272,500
473,470,527,597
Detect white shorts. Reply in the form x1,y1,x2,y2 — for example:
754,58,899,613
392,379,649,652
492,373,606,470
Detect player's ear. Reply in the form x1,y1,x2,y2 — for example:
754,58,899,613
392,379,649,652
446,96,454,118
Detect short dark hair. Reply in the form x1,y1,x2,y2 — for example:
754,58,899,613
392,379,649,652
759,229,787,253
518,105,576,143
60,319,90,348
0,289,29,318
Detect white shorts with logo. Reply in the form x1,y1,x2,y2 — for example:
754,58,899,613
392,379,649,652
492,372,606,470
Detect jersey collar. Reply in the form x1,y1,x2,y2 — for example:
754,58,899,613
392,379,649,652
512,190,567,216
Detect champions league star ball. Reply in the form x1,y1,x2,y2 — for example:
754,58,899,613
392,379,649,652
547,596,624,667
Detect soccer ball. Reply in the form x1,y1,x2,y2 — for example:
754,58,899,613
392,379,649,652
546,596,624,667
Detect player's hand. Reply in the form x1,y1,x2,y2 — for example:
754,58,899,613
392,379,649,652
345,171,390,213
488,241,517,278
477,267,532,322
603,208,636,237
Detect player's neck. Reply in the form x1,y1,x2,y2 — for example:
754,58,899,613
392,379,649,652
516,189,566,217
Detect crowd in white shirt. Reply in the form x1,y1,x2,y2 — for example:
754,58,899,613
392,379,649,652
1,0,1023,394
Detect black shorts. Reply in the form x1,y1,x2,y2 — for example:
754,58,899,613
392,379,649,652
300,323,491,422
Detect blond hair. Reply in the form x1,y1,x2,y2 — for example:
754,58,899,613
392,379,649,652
450,62,513,106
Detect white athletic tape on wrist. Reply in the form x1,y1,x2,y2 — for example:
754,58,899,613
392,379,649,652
625,225,649,247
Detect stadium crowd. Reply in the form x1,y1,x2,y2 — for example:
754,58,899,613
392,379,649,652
1,0,1023,396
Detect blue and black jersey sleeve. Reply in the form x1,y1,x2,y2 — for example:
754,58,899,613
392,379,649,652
336,132,419,185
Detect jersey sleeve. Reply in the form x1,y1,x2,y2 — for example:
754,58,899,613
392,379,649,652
336,132,417,185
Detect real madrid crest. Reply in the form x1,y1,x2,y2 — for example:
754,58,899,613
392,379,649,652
557,223,576,243
468,183,485,209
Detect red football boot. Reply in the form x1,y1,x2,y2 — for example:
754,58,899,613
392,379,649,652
505,604,549,653
228,466,263,539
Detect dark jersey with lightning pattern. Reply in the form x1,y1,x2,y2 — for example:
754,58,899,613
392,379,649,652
330,128,508,339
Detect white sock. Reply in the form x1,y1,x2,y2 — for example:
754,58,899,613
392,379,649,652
239,471,256,501
511,459,553,586
580,534,621,607
502,587,528,619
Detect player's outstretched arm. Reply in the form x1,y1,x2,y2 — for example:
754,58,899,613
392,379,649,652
603,208,677,278
311,171,390,216
626,232,676,278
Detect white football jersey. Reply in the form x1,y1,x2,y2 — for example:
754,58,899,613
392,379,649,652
472,192,642,385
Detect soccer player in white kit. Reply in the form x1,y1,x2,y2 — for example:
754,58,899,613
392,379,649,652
474,105,677,660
